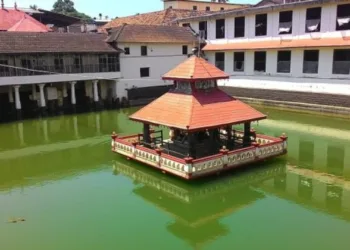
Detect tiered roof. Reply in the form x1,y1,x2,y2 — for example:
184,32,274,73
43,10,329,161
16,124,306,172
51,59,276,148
0,8,50,32
130,55,266,131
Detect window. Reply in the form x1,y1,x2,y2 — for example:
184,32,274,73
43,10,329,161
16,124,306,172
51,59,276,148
216,19,225,39
73,55,82,69
336,4,350,31
182,23,190,27
277,51,291,73
332,49,350,74
255,14,267,36
193,6,197,10
140,67,150,77
141,46,147,56
279,11,293,34
215,52,225,71
199,21,207,39
305,7,321,33
124,47,130,55
303,50,319,74
234,52,244,72
234,16,245,38
182,45,188,55
206,6,210,11
220,7,224,11
53,56,63,71
107,54,120,72
254,51,266,72
99,55,107,71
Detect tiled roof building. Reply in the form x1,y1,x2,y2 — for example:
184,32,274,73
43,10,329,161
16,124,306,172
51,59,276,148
106,24,198,43
102,8,216,30
0,7,50,32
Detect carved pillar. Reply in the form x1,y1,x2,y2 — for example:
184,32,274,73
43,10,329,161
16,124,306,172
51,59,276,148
70,81,77,113
38,83,47,116
143,123,150,144
243,122,251,147
14,85,22,120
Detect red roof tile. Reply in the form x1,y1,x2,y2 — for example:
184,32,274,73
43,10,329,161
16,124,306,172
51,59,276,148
162,55,229,80
203,37,350,51
0,8,50,32
130,89,266,131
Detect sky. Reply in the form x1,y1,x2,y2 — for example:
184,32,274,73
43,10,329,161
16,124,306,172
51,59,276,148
11,0,256,19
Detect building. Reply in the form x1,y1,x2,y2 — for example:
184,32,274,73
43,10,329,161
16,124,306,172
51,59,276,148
0,3,51,32
0,32,121,122
105,24,198,105
101,8,217,31
163,0,249,11
177,0,350,113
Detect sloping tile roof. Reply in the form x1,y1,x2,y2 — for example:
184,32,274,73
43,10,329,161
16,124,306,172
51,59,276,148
106,24,197,43
162,55,229,80
129,89,266,131
102,8,216,30
203,37,350,51
0,8,50,32
0,32,120,53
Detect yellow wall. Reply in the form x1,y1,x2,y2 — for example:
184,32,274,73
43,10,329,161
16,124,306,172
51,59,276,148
164,0,245,11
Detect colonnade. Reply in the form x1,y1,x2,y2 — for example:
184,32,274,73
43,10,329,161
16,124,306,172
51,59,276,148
7,79,103,119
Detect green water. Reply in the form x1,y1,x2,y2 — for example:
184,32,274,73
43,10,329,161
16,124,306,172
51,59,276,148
1,107,350,250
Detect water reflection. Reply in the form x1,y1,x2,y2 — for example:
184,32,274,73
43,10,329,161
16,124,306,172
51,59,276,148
113,159,283,249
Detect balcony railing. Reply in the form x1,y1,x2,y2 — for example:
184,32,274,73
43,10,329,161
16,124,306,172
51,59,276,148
303,61,318,74
0,63,120,77
277,61,291,73
215,61,225,71
332,61,350,75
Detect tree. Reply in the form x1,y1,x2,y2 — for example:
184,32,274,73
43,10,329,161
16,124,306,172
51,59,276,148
29,4,38,10
99,13,102,20
52,0,92,21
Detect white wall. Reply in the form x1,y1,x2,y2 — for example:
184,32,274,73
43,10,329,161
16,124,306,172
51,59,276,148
116,42,193,98
181,2,350,43
205,47,350,95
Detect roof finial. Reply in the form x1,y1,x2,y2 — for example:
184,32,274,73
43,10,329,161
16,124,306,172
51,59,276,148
14,1,17,10
1,0,4,9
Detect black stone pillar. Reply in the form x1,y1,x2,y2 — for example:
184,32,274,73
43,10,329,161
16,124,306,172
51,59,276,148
143,123,150,144
243,122,251,147
188,133,196,158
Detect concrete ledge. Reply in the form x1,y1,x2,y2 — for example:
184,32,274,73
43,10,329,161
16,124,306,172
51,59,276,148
236,96,350,118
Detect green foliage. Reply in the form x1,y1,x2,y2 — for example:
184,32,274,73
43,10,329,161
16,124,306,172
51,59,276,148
29,4,38,10
52,0,92,21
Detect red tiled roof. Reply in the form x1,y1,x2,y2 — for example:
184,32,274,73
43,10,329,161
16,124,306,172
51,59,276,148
106,24,197,43
0,8,50,32
102,8,217,30
203,37,350,51
129,89,266,131
162,55,229,80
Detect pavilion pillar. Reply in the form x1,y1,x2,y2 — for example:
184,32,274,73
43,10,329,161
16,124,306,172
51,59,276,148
62,82,69,112
226,125,232,149
8,86,15,117
243,122,251,147
143,123,150,144
188,132,196,158
14,85,22,120
70,81,77,113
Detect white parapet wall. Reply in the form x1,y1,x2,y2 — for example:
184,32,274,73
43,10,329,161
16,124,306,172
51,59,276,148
218,76,350,96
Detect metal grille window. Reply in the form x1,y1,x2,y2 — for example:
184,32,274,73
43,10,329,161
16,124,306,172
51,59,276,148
215,52,225,71
182,45,188,55
279,11,293,34
254,51,266,72
305,7,321,33
332,49,350,75
206,6,210,11
255,14,267,36
234,16,245,38
124,47,130,55
140,67,150,77
193,6,197,10
199,21,207,39
141,46,147,56
233,52,244,72
277,51,291,73
303,50,319,74
216,19,225,39
336,4,350,31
